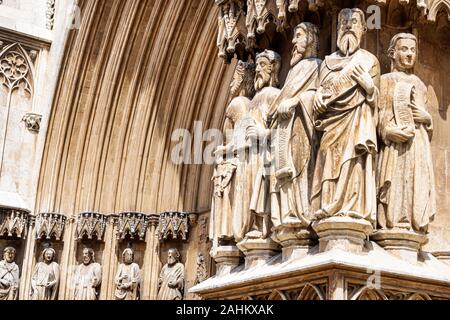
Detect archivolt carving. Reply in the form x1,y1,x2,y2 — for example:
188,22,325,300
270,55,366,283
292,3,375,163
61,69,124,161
157,212,189,241
35,213,66,241
0,208,29,239
116,212,149,241
75,212,108,241
46,0,56,30
217,0,248,61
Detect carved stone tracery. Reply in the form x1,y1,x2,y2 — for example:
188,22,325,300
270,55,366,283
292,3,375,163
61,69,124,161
157,212,190,241
35,213,66,241
116,212,149,241
75,212,108,241
0,208,29,239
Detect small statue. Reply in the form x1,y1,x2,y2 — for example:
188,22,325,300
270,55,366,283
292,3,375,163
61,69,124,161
157,248,185,300
0,247,20,300
30,248,60,300
377,33,437,233
72,248,102,300
114,248,141,300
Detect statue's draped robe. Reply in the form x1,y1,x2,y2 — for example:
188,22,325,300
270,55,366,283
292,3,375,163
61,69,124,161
210,96,250,246
73,263,102,300
157,262,185,300
0,261,19,300
232,87,280,241
312,49,380,221
378,72,436,232
30,262,60,300
114,263,140,300
270,58,321,228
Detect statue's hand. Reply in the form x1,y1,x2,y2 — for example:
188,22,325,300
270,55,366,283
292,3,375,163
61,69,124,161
410,104,432,125
313,88,330,115
168,280,177,288
278,98,299,120
351,65,375,96
0,279,10,287
246,125,262,143
386,125,415,144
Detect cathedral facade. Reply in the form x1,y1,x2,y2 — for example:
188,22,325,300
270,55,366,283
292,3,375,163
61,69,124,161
1,0,450,300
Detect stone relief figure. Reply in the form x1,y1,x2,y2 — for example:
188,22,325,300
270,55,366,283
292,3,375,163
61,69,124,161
269,22,322,235
210,61,255,248
233,49,282,243
30,248,60,300
311,8,380,222
114,248,140,300
72,248,102,300
377,33,436,233
157,248,185,300
0,247,20,300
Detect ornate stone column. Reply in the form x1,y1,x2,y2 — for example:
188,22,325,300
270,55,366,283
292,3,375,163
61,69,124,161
100,214,118,300
142,214,160,300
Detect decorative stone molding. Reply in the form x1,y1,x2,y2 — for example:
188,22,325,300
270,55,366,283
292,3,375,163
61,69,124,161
157,212,190,241
46,0,56,30
75,212,108,241
0,208,30,239
195,253,208,284
116,212,149,241
35,213,66,241
22,112,42,133
0,43,34,94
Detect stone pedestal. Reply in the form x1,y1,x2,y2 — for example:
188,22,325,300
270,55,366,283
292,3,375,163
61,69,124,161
372,229,428,264
237,238,280,269
272,225,315,262
210,246,243,275
312,216,373,254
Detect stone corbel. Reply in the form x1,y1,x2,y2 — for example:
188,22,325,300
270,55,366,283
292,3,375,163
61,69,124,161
157,212,190,241
0,208,30,239
35,213,67,241
75,212,108,241
116,212,149,241
22,112,42,133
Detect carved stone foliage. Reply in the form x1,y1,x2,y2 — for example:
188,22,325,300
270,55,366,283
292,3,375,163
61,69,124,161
116,212,149,241
46,0,56,30
35,213,66,241
157,212,190,241
75,212,108,241
22,112,42,133
0,208,29,239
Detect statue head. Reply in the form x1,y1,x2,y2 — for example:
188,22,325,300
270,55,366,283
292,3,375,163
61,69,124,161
3,247,16,263
122,248,134,265
82,248,95,265
337,8,367,56
230,61,256,99
255,50,281,92
42,248,56,263
291,22,320,66
388,33,417,72
167,248,181,266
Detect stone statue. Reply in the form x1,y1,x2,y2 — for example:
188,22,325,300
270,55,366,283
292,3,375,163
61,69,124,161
210,60,255,248
0,247,19,300
311,8,380,223
233,49,281,244
72,248,102,300
269,22,322,251
157,248,185,300
377,33,436,234
30,248,60,300
114,248,140,300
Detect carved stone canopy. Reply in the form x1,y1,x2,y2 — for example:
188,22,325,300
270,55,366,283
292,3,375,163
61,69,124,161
0,207,30,239
157,212,192,241
75,212,108,241
35,213,67,241
116,212,149,241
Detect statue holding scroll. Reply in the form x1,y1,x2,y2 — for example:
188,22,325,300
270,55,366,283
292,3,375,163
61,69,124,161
30,248,60,300
269,22,322,233
114,248,140,300
0,247,19,300
377,33,436,233
311,8,380,222
72,248,102,300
